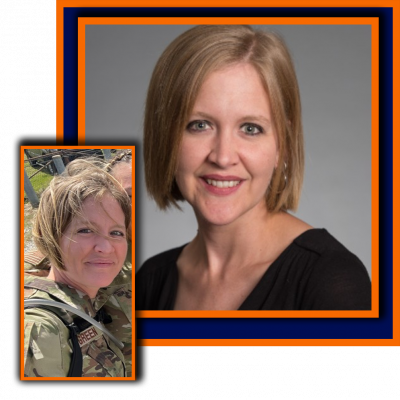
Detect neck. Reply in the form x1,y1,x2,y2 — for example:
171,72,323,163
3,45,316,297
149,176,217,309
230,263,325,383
189,203,283,276
47,267,98,299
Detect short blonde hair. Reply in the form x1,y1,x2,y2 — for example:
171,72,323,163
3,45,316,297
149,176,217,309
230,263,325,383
33,158,131,270
144,25,304,212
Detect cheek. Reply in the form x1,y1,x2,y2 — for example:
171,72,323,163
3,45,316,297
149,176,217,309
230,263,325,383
176,137,211,175
175,142,198,188
119,241,128,255
177,140,195,172
247,143,276,167
247,147,278,187
62,238,91,263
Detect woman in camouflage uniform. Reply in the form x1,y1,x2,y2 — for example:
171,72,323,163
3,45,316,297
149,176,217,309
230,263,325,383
24,159,132,377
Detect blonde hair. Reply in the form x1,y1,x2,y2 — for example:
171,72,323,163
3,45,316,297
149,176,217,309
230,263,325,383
33,158,131,270
144,25,304,212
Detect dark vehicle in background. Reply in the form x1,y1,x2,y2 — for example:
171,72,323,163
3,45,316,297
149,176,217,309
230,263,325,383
24,149,110,175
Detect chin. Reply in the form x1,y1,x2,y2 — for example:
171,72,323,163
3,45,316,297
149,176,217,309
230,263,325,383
88,272,119,289
196,206,244,227
194,197,267,227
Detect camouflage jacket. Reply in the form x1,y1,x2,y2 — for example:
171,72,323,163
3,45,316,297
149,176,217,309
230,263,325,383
24,254,132,378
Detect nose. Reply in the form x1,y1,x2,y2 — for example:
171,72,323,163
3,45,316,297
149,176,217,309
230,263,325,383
207,130,239,168
94,235,114,253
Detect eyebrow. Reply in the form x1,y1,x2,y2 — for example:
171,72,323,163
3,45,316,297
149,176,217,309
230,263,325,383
190,111,272,126
75,220,126,231
110,224,127,230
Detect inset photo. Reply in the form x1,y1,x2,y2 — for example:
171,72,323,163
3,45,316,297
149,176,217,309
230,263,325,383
21,146,135,380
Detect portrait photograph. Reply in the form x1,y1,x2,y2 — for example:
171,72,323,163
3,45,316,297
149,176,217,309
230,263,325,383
82,23,373,313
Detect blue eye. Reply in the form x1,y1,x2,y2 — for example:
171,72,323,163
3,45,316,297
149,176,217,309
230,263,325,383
186,120,211,132
77,228,92,234
111,231,125,238
240,123,263,136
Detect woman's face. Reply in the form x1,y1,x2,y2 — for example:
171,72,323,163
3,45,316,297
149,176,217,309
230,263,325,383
56,194,127,298
175,63,279,226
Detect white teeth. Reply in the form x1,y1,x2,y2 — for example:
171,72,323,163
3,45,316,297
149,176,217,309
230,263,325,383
206,179,240,188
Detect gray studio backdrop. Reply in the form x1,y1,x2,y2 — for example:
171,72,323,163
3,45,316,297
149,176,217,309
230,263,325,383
85,24,372,276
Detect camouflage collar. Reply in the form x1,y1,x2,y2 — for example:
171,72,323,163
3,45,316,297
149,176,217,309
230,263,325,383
25,274,99,317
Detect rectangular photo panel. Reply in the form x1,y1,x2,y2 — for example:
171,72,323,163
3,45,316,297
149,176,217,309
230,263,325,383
57,1,398,345
80,19,377,319
21,146,136,379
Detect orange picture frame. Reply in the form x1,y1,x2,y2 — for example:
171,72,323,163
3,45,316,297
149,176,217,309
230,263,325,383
56,0,400,346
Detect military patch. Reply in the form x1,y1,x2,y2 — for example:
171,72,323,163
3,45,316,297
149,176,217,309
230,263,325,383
24,250,48,267
77,326,102,347
31,339,44,360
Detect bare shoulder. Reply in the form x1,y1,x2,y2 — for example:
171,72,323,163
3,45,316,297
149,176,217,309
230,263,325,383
270,212,313,251
281,212,312,234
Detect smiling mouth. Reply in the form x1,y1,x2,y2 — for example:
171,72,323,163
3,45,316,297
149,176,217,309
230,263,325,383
85,260,114,266
205,179,241,188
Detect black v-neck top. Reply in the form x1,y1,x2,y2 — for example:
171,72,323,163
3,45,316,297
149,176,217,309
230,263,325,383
135,229,371,310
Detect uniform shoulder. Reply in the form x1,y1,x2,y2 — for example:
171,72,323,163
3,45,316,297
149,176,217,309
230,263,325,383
24,249,51,276
24,308,70,377
24,306,68,333
24,249,49,268
24,275,94,314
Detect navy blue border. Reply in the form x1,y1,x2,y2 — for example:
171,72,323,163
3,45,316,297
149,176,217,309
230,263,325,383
63,7,393,340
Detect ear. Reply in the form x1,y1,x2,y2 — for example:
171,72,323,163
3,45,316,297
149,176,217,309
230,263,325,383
274,151,279,169
276,120,291,169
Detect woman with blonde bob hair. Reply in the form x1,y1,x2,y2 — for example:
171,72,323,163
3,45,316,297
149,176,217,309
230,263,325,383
137,25,371,310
